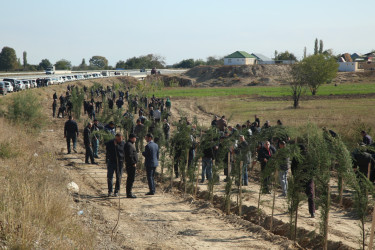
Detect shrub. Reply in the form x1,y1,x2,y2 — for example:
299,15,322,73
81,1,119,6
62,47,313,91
7,91,47,131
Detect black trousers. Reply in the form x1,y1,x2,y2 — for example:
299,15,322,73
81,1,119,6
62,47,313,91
85,144,94,163
107,162,124,194
52,107,56,117
126,165,136,195
66,134,77,153
305,179,315,215
261,163,270,192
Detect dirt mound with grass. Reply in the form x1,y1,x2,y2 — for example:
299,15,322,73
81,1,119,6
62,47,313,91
182,65,292,87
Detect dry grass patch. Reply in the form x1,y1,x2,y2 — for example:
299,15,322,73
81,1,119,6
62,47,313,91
0,119,95,249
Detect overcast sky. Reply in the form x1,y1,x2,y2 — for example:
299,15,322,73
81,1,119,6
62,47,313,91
1,0,374,66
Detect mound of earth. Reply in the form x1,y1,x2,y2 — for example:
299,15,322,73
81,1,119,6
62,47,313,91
183,65,292,87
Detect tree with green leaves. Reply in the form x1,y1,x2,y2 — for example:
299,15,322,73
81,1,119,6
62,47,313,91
55,59,72,70
297,54,338,95
206,56,224,66
290,63,307,108
275,51,297,61
120,54,165,69
115,60,126,69
314,38,318,55
319,40,324,54
0,46,18,71
89,56,108,69
38,59,52,70
23,51,27,69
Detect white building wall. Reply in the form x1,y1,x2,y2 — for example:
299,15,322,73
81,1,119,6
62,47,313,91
338,62,358,72
224,58,255,65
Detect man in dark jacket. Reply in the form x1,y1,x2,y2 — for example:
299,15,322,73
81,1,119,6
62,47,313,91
52,99,57,118
64,116,78,154
124,134,138,198
257,141,276,193
84,122,97,164
201,144,214,183
235,135,251,186
133,119,145,152
142,133,159,195
105,133,125,197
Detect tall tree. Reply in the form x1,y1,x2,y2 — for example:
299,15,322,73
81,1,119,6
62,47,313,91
0,46,18,71
23,51,27,69
298,54,338,95
89,56,108,69
303,47,307,59
274,50,278,60
55,59,72,70
38,59,52,70
319,40,324,54
290,63,307,108
80,58,87,68
314,38,318,55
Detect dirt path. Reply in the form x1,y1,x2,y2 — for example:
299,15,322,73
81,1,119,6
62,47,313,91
44,118,296,249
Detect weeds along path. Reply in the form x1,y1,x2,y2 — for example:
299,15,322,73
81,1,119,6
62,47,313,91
46,117,296,249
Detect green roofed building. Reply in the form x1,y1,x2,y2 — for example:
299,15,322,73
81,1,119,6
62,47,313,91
224,51,256,65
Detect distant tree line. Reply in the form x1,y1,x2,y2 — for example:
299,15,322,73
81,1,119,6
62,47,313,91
171,56,224,68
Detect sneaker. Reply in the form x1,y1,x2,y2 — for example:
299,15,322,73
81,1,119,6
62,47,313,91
311,213,315,218
108,192,112,197
127,194,137,198
114,193,119,197
73,149,77,153
94,156,100,159
91,162,98,165
145,192,154,195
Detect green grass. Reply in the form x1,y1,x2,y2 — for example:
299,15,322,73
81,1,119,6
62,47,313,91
151,82,375,98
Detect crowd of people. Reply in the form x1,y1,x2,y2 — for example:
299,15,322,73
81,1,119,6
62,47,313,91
57,83,374,219
58,84,171,198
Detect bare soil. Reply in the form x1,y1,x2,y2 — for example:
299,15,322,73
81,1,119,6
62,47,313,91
34,80,298,249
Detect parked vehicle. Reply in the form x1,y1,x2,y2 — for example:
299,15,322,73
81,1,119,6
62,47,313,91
4,81,13,92
22,80,31,89
0,81,8,95
31,79,37,88
15,80,25,91
2,78,18,88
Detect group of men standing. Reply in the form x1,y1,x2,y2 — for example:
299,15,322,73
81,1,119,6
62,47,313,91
64,114,159,198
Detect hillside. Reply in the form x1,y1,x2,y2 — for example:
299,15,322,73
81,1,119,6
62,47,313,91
151,65,375,88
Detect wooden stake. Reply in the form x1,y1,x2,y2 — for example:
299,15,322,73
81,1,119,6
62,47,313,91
239,161,243,216
228,152,231,177
323,185,331,250
368,202,375,250
368,162,371,179
170,157,174,191
270,169,278,232
339,176,344,207
194,158,200,199
184,150,189,196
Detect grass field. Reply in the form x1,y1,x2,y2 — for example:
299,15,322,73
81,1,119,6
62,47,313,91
152,82,375,98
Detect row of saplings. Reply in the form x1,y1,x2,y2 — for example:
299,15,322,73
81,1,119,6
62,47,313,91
71,83,374,250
